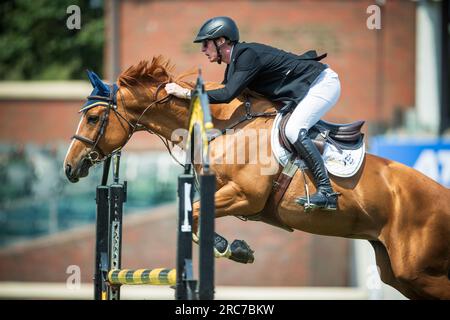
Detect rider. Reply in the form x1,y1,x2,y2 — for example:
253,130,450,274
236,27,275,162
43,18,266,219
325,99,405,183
165,16,341,211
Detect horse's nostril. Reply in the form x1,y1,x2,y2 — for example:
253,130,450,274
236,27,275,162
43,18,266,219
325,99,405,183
65,164,72,176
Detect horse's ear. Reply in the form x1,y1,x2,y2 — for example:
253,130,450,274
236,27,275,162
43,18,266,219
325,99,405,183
87,70,109,93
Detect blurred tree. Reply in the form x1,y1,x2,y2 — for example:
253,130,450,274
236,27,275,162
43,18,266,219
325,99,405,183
0,0,104,80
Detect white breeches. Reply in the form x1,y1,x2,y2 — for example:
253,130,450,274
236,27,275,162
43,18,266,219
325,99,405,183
285,67,341,144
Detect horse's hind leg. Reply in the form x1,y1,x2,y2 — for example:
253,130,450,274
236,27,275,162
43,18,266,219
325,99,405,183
411,273,450,299
369,240,422,299
192,180,269,264
383,217,450,299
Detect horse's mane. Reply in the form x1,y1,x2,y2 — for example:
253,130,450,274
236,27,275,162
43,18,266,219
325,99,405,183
117,55,195,88
117,55,273,112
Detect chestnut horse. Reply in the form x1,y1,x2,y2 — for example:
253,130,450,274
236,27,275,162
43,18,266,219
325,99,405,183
64,56,450,299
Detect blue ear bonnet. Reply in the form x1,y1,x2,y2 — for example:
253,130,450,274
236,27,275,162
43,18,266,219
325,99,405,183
83,70,119,108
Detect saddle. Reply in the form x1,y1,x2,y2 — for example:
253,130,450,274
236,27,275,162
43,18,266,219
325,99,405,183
278,113,365,155
243,112,365,232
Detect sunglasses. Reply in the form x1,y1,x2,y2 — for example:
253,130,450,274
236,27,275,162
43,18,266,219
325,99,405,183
201,40,209,49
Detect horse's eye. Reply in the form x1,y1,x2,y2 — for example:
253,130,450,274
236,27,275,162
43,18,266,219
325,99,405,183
87,115,99,124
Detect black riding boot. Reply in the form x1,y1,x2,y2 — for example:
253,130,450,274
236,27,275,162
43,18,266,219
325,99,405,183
293,129,338,211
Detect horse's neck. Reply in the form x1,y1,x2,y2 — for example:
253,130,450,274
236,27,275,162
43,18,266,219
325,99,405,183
121,88,190,140
145,100,190,140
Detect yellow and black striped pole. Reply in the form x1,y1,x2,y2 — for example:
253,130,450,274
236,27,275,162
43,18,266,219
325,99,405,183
108,268,176,286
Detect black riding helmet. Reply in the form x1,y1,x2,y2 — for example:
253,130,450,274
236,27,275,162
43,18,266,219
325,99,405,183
194,16,239,64
193,16,239,43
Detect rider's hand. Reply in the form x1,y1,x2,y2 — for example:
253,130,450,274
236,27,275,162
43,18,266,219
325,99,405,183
165,83,191,99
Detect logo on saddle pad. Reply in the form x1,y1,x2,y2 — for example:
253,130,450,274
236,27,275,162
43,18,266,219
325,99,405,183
271,113,366,178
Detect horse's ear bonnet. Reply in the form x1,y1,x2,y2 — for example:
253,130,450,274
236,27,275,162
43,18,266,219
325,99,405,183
82,70,119,109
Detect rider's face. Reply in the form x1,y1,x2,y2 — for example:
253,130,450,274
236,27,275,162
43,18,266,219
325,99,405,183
201,40,218,63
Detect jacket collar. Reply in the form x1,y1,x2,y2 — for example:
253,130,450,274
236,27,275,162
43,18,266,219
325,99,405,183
224,42,243,83
230,42,243,63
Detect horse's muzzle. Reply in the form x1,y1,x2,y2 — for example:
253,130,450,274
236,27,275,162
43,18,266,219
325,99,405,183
65,158,91,183
65,163,79,183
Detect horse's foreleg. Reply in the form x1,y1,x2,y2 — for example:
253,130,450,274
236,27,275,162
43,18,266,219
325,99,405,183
192,180,267,264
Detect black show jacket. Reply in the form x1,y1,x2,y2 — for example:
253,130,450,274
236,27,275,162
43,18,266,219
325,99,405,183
205,42,327,108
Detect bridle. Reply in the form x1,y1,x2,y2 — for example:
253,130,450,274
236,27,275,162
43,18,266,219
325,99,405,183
72,82,171,165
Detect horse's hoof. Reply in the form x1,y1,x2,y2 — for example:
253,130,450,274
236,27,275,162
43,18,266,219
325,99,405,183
214,233,229,254
229,240,255,264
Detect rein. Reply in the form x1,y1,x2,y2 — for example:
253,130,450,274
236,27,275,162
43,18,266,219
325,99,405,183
208,98,277,142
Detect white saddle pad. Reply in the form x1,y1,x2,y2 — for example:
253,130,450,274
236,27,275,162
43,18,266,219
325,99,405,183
271,113,365,178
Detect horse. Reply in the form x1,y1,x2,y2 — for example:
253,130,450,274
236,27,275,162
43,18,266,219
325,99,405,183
63,56,450,299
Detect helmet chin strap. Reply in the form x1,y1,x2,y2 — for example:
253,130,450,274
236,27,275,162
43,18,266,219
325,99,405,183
213,39,225,64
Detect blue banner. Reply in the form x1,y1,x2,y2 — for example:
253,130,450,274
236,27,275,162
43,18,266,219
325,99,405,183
370,137,450,187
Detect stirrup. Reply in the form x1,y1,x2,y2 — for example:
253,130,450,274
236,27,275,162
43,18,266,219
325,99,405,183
296,191,339,212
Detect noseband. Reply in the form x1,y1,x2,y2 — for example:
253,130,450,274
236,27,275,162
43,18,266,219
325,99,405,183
72,82,170,164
